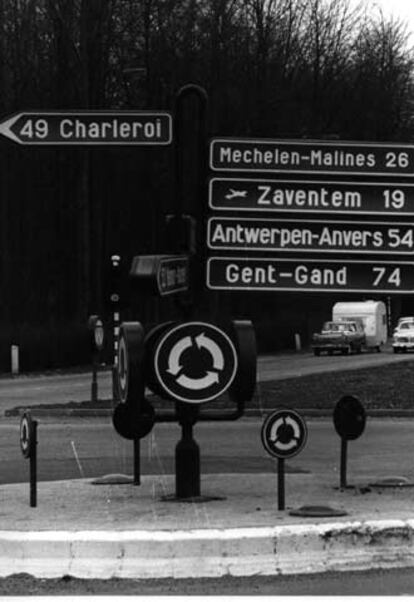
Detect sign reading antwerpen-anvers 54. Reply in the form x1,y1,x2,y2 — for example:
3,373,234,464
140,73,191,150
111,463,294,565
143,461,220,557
0,111,172,145
210,138,414,177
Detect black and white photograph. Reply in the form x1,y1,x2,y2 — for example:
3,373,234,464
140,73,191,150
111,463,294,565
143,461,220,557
2,0,414,597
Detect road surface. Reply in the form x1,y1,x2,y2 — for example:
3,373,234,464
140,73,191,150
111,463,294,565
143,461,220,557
2,566,414,595
1,347,413,412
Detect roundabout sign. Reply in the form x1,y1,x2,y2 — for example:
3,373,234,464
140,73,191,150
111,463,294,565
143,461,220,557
261,408,308,459
153,321,238,403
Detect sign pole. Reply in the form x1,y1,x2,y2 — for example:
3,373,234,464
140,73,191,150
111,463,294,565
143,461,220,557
30,420,38,507
110,255,121,402
133,439,141,486
278,457,285,511
175,403,200,498
340,437,348,489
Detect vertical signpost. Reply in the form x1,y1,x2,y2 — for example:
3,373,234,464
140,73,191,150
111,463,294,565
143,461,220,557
261,409,308,510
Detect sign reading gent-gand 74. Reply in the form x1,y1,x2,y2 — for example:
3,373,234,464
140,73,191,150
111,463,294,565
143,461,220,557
207,258,414,293
210,138,414,176
0,111,172,145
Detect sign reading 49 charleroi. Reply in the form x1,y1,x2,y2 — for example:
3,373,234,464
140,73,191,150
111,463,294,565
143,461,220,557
0,111,172,145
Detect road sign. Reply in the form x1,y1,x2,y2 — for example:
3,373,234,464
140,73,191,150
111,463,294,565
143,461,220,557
207,257,414,293
208,217,414,255
209,178,414,216
20,411,35,459
0,111,172,145
130,254,190,296
210,138,414,177
333,395,366,441
153,321,238,403
261,409,307,459
117,322,145,404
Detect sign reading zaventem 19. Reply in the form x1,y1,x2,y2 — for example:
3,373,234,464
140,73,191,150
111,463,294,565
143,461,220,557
0,111,172,145
210,138,414,177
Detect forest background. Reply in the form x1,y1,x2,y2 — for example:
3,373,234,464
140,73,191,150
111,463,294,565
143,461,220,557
0,0,413,370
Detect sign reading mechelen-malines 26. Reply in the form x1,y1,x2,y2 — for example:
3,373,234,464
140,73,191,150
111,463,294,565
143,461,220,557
0,111,172,145
210,138,414,177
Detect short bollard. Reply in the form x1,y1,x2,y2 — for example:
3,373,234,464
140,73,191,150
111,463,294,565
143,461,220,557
20,410,38,507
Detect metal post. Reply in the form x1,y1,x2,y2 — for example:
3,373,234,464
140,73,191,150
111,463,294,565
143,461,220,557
30,420,38,508
278,458,285,511
175,403,200,498
340,437,348,489
133,438,140,486
91,354,98,404
110,254,121,401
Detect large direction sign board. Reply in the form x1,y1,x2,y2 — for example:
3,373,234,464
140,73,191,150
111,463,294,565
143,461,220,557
0,111,172,145
207,257,414,293
210,138,414,177
207,217,414,255
209,178,414,216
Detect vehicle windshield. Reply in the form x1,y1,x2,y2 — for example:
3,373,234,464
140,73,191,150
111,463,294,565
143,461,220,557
322,322,354,332
398,321,414,330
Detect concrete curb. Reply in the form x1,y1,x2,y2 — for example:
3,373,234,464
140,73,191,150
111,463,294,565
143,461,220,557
6,407,414,418
2,520,414,579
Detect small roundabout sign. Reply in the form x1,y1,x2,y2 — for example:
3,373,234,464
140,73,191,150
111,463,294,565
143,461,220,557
153,321,238,403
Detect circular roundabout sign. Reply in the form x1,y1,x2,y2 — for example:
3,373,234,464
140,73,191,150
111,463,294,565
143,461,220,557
20,411,35,459
153,321,238,403
261,409,308,459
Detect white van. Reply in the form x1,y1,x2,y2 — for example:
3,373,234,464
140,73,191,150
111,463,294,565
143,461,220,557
332,300,387,350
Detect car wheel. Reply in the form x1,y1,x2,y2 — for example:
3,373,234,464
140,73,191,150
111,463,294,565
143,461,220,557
342,347,350,355
393,347,399,353
314,348,321,356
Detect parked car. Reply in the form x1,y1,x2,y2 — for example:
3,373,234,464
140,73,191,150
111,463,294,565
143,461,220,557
312,319,366,356
392,320,414,353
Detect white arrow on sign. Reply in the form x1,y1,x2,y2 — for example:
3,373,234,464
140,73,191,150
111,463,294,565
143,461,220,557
195,332,224,370
167,335,192,375
177,371,219,390
0,114,21,144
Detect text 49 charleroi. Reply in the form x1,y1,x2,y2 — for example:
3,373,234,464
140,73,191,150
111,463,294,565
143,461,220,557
20,117,165,140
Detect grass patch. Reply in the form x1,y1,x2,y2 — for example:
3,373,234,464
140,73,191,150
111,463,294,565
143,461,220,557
251,360,414,410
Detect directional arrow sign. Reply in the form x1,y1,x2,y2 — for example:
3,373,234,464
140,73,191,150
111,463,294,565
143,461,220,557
207,257,414,293
210,138,414,177
209,178,414,216
0,111,172,145
207,217,414,255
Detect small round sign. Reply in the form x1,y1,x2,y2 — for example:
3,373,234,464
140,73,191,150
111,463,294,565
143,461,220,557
117,322,145,404
333,395,366,440
20,411,34,459
153,321,238,403
94,319,104,351
261,409,308,459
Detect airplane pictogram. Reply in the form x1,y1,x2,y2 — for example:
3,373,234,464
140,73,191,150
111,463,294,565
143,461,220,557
225,188,248,200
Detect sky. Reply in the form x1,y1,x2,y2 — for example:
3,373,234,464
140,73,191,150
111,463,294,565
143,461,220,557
370,0,414,34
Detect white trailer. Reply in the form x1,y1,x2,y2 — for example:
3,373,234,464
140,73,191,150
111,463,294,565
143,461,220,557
332,300,387,350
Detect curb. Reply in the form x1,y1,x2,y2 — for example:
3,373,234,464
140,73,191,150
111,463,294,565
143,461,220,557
6,407,414,418
1,520,414,579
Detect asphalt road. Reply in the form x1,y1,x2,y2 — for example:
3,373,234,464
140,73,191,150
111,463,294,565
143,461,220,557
3,566,414,595
1,347,413,412
2,416,414,485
